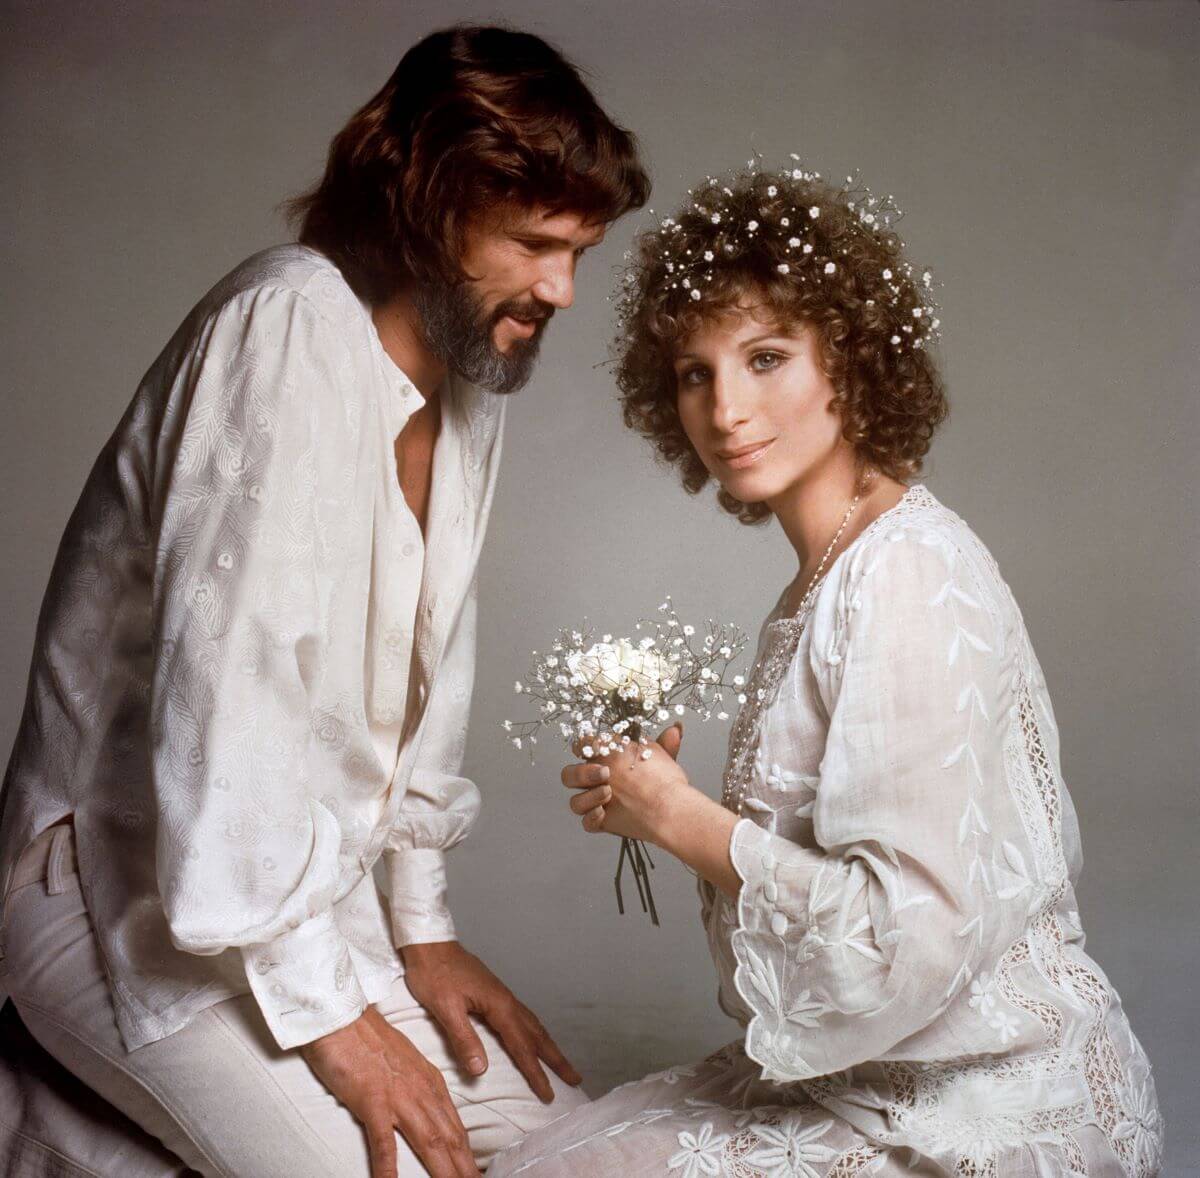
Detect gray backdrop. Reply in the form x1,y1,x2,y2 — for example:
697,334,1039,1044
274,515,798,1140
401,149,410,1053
3,1,1197,1172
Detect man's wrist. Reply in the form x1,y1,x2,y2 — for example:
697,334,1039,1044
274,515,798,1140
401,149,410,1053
400,939,459,967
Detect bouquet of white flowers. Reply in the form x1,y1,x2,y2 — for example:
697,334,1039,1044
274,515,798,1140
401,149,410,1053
505,598,747,924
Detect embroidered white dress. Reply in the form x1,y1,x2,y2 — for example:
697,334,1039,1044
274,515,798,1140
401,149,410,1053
490,487,1163,1178
0,245,507,1052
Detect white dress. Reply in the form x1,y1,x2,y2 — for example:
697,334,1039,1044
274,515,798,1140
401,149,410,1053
490,486,1163,1177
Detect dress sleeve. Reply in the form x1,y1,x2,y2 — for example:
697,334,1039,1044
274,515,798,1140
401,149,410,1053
384,574,482,948
728,525,1031,1082
150,285,367,1051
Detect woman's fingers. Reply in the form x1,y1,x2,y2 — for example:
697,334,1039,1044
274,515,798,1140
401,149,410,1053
581,805,606,832
569,785,612,815
560,761,609,788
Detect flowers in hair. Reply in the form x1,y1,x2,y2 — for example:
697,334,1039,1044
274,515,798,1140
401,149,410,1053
613,156,943,355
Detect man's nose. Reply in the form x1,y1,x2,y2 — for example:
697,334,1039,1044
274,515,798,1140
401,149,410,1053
531,256,576,310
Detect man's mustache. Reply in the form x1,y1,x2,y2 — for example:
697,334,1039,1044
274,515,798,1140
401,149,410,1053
492,298,555,327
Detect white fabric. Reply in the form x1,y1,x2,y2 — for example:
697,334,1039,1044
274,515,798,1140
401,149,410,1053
0,245,507,1052
0,835,587,1177
491,486,1164,1177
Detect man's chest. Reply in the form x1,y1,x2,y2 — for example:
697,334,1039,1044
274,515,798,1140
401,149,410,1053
393,397,441,534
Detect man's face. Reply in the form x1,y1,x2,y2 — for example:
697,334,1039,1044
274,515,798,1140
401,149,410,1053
413,205,605,394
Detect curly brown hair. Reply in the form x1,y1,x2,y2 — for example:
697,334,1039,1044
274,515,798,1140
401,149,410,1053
614,166,947,523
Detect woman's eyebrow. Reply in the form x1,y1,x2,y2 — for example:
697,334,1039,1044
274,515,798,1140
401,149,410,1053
738,332,792,349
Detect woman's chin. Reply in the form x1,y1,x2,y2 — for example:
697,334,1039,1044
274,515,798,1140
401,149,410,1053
717,472,776,506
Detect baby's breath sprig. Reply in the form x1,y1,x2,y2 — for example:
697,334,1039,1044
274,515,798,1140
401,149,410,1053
504,599,748,924
612,154,942,354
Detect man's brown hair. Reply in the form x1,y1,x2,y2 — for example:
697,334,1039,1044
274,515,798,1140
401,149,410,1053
289,24,650,303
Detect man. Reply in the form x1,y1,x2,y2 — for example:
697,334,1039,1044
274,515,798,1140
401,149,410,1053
0,24,648,1177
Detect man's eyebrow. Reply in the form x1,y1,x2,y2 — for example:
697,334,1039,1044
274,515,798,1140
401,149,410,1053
509,228,604,248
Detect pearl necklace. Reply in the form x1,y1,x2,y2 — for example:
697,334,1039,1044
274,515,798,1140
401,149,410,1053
720,476,873,817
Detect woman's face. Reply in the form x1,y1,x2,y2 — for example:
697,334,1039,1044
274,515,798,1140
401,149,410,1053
672,304,848,508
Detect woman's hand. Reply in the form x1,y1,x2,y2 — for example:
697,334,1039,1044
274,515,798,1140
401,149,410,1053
561,723,743,897
560,724,689,845
300,1005,480,1178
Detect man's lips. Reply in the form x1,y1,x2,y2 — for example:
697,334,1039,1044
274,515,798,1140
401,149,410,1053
716,438,775,470
501,314,540,335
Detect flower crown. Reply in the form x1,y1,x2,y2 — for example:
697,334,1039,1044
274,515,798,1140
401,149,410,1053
616,155,941,353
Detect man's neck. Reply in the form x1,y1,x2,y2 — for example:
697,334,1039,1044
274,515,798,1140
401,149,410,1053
371,293,447,399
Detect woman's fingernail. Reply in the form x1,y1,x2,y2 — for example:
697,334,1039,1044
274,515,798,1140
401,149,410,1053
603,786,613,801
597,767,610,782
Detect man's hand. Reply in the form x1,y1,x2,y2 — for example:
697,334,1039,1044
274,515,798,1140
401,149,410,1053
401,941,582,1102
300,1005,479,1178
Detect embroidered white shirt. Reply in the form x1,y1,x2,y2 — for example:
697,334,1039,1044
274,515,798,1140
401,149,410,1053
0,245,507,1051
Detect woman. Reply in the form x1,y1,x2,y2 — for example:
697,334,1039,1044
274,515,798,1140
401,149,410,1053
489,165,1164,1176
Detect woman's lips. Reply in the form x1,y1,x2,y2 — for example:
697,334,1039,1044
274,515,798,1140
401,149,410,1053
717,439,775,470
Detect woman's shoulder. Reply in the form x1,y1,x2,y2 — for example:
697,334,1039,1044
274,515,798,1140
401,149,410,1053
814,485,1012,638
844,485,994,585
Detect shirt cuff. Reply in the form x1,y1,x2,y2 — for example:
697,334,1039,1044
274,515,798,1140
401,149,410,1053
387,848,457,948
241,909,367,1050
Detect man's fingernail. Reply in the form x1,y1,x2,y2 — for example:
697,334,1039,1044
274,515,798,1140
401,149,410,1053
468,1056,486,1074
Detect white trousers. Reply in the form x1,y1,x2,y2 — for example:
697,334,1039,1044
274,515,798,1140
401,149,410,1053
0,826,588,1176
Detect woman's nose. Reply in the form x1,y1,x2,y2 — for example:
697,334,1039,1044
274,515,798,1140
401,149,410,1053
710,374,752,434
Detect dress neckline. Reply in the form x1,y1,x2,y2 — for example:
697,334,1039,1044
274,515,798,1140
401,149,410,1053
767,483,935,631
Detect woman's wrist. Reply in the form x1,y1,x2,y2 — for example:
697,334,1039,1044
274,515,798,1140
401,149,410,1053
649,781,741,897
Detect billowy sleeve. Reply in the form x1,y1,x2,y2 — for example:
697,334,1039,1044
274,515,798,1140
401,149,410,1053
150,284,368,1050
729,526,1033,1082
384,575,481,947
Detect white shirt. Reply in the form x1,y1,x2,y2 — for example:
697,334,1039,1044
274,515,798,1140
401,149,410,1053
0,245,507,1051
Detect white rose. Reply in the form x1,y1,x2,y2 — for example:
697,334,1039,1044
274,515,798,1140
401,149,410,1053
612,639,675,706
571,640,675,706
568,642,624,694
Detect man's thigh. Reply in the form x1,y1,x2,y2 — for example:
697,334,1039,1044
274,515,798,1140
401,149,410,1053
4,864,586,1175
372,977,591,1168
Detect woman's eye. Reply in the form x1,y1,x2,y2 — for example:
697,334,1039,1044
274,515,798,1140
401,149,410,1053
750,351,784,372
678,366,709,387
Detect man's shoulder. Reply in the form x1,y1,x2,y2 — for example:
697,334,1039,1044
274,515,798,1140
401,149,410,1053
200,244,363,327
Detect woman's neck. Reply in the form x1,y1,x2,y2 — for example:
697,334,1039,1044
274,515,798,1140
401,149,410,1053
770,458,909,610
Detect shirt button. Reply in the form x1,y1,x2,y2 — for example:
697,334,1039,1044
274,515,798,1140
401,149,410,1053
402,542,417,557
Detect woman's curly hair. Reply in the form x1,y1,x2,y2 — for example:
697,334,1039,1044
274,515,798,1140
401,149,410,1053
614,166,947,524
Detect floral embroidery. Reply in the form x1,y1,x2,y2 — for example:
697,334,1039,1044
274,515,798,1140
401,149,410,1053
667,1122,730,1177
743,1114,839,1177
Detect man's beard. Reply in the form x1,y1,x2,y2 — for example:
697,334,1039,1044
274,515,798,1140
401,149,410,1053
412,281,552,395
